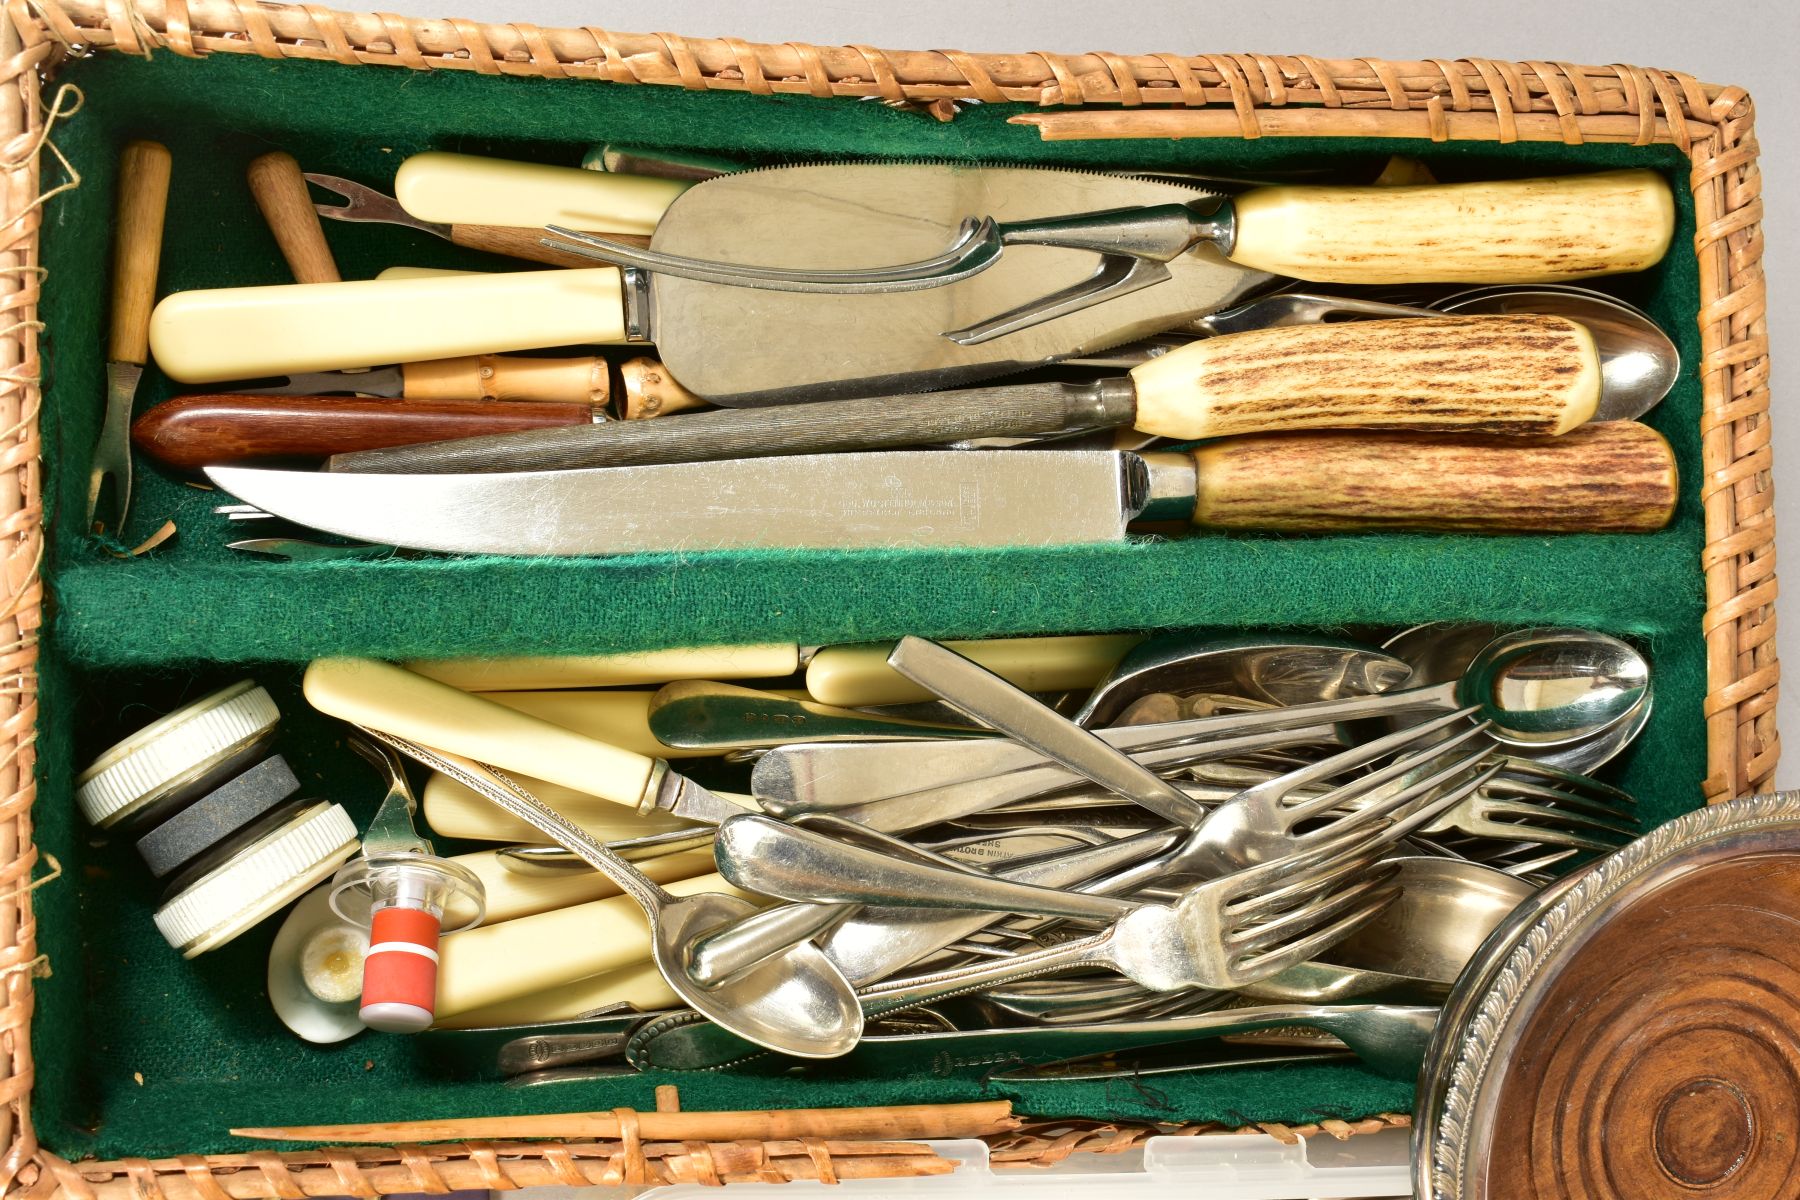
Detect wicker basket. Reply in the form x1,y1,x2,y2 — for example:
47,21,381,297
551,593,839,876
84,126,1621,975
0,5,1775,1196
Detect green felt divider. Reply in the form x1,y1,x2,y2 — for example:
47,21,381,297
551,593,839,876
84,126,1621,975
27,50,1707,1160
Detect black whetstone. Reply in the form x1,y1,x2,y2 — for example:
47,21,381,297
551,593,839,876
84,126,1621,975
136,754,303,878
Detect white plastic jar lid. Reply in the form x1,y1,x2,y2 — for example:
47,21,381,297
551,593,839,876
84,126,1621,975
155,801,359,958
77,680,281,830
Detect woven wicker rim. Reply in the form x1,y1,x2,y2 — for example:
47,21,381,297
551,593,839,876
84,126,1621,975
0,4,1776,1195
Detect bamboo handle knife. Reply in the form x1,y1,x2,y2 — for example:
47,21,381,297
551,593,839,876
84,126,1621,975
619,356,708,419
248,151,340,284
131,394,595,468
1226,170,1674,283
401,354,610,405
1183,420,1677,533
110,141,173,364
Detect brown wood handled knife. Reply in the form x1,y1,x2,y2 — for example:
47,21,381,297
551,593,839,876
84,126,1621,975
90,139,172,532
132,395,598,469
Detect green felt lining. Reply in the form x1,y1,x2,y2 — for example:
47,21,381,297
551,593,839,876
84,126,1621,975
29,51,1706,1160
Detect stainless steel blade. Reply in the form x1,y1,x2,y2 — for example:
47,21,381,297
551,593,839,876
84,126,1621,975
649,164,1275,405
651,771,758,825
206,450,1146,557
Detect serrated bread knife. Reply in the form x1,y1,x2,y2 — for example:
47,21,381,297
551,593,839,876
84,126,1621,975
151,165,1673,405
206,422,1678,557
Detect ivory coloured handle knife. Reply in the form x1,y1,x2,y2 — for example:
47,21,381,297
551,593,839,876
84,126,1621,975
302,658,751,824
393,151,688,234
399,633,1133,704
149,268,634,383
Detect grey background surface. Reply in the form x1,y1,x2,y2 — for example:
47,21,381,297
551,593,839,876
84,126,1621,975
407,0,1799,784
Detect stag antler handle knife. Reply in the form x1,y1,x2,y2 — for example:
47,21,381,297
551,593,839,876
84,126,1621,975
1217,170,1673,284
325,316,1601,475
207,422,1678,558
558,169,1675,299
89,139,172,532
1175,421,1677,533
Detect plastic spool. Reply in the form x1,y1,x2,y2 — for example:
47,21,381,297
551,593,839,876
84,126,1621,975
154,801,359,958
330,853,484,1033
268,882,369,1044
136,753,304,880
77,680,281,831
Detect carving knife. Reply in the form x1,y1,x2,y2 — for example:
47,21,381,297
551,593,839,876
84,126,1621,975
148,165,1671,403
205,422,1678,558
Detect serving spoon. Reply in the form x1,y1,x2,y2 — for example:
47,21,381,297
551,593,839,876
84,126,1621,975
1436,285,1680,421
1381,623,1652,773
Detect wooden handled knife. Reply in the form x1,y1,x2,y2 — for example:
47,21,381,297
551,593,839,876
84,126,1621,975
132,395,601,469
205,422,1678,557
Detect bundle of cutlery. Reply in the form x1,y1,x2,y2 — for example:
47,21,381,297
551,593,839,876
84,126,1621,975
80,145,1681,549
118,622,1638,1085
72,137,1673,1105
